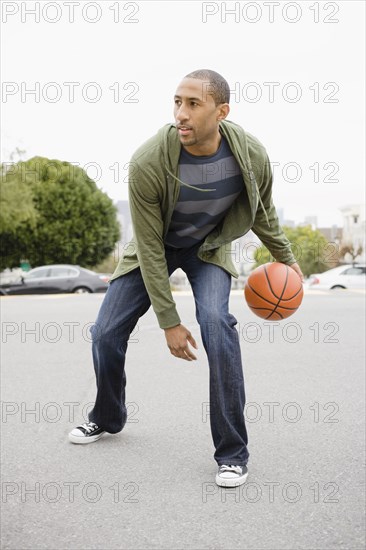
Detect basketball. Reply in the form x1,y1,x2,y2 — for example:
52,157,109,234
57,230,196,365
244,262,303,320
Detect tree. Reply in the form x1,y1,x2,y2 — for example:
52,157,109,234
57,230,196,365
92,253,120,274
338,243,363,263
0,163,38,234
0,157,120,270
253,225,336,277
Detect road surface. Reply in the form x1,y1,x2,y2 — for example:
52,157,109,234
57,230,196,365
1,288,365,549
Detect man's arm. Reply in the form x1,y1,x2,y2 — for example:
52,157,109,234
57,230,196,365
128,159,199,359
128,159,181,329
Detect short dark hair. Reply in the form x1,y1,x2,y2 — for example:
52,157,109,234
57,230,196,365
184,69,230,105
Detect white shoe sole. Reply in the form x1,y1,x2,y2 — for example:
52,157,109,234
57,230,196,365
68,431,106,444
215,471,248,487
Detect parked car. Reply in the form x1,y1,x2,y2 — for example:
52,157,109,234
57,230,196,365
307,264,366,290
97,273,112,284
0,265,110,295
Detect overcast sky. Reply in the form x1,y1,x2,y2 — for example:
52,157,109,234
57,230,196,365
1,0,365,227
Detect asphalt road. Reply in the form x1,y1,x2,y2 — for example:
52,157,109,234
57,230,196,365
1,287,365,550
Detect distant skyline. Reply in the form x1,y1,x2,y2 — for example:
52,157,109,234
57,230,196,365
2,1,365,228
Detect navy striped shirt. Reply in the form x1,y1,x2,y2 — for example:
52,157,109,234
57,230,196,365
164,136,244,248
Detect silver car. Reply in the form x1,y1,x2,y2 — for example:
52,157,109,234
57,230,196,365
0,265,110,295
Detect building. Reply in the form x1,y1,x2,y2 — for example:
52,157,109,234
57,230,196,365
277,207,284,226
317,225,342,243
304,216,318,229
113,201,134,265
116,200,133,245
339,204,366,262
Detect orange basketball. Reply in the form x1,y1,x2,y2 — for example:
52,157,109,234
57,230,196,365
244,262,303,320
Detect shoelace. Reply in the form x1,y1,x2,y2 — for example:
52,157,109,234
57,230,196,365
219,465,242,474
81,422,98,434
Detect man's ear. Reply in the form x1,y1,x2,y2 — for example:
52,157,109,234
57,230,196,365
217,103,230,121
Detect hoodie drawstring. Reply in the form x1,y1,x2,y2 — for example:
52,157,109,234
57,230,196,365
165,166,216,193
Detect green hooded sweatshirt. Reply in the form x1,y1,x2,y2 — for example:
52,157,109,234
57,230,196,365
110,120,297,329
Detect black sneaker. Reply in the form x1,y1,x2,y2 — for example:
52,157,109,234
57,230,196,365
215,464,249,487
68,421,106,444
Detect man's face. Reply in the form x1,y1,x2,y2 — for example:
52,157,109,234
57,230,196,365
174,77,228,154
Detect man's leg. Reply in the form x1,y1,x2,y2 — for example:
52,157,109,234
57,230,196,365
181,252,249,467
87,268,151,434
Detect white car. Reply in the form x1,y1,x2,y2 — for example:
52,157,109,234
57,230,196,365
307,264,366,290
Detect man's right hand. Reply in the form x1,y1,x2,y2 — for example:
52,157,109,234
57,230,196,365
164,324,198,361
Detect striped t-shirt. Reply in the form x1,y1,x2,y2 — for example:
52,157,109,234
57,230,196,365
164,136,244,248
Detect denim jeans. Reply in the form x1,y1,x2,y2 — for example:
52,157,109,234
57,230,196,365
88,243,249,466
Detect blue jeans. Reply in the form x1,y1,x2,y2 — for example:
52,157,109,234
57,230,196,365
88,243,249,466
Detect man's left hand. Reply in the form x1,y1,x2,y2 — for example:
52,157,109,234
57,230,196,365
288,262,304,282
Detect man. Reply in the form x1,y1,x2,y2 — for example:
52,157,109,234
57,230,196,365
69,69,303,488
